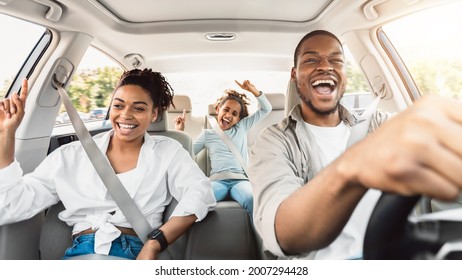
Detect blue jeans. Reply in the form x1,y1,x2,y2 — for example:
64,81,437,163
62,233,143,260
212,179,253,221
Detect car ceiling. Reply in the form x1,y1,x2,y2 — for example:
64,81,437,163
0,0,454,73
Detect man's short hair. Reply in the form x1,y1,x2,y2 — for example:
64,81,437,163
293,30,343,66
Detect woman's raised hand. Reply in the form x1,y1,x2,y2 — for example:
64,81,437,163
0,78,28,134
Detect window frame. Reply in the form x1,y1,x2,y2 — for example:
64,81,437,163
5,29,52,97
377,27,421,102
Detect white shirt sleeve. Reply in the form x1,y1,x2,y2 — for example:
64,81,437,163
0,159,59,225
166,144,216,221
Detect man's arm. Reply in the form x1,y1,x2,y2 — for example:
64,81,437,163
253,95,462,255
275,157,367,253
250,124,367,254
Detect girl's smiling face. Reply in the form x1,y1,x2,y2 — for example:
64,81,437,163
216,99,242,130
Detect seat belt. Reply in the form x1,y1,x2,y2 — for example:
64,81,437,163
207,115,248,175
56,85,152,243
346,96,381,148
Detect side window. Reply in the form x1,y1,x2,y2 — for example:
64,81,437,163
0,14,45,97
383,2,462,100
342,46,373,114
54,47,123,130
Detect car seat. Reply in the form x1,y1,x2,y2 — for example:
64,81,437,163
167,95,203,141
247,93,285,147
284,79,299,117
147,110,193,157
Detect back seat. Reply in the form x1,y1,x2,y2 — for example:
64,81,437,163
167,95,203,141
195,93,286,177
148,111,193,157
194,104,215,176
247,93,285,147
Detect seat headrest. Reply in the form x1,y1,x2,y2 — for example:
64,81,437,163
148,111,168,132
208,93,285,116
265,93,285,110
207,103,217,116
285,79,300,116
168,95,192,113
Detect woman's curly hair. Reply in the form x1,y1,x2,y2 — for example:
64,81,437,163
215,89,251,119
114,68,174,118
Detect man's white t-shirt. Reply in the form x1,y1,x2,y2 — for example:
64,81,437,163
305,121,381,259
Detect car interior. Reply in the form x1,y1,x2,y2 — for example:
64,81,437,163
1,0,462,260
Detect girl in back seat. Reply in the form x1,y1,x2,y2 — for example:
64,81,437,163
174,80,272,221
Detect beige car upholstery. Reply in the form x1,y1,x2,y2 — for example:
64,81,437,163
167,95,204,141
247,93,285,147
147,111,194,157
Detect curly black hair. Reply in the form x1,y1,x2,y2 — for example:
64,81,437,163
215,89,251,119
114,68,174,118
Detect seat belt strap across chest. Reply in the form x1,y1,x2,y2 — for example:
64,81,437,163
207,115,248,175
56,85,152,243
346,96,381,148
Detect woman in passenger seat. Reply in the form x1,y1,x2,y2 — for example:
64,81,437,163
174,80,271,221
0,69,216,260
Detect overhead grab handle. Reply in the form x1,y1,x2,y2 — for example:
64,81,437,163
363,0,387,20
33,0,63,22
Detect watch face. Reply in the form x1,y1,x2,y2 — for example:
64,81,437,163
148,229,168,251
149,229,161,239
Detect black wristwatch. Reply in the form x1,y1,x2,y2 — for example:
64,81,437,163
148,229,168,252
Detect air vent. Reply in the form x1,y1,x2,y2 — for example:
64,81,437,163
205,33,236,41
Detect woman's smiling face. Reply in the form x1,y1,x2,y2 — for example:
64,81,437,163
110,84,157,142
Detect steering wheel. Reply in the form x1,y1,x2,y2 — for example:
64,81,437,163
362,192,462,259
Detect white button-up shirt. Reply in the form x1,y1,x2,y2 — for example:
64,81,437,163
0,131,216,255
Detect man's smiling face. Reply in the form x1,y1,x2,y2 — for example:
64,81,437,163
291,34,347,116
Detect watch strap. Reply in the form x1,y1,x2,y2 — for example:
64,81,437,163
148,229,168,252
